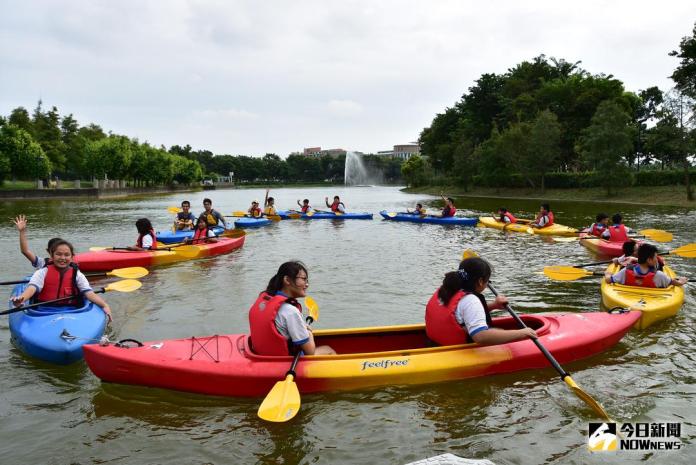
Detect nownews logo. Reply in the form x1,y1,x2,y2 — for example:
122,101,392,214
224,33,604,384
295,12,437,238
588,422,682,452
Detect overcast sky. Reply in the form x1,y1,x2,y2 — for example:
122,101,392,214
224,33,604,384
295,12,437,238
1,1,694,156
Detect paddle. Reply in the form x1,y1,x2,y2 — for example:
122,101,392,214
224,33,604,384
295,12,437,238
1,279,142,315
561,244,696,269
461,249,612,420
543,267,605,281
257,296,319,422
570,229,672,242
167,206,182,214
0,266,149,285
228,211,294,221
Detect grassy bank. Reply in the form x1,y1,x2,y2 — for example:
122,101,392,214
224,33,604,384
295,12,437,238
404,185,696,208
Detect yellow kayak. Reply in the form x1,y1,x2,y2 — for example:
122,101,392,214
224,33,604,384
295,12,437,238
477,217,577,236
601,263,684,330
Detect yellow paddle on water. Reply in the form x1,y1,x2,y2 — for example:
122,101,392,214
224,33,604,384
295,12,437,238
257,296,319,422
553,228,673,243
461,248,613,420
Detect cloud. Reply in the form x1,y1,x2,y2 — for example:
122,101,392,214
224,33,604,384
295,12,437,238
326,99,363,117
192,109,260,121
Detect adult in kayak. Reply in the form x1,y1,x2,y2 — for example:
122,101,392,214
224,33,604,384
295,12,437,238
425,257,537,346
248,261,336,356
174,200,196,231
127,218,158,251
439,194,456,218
10,239,113,322
495,207,517,224
264,197,277,216
530,203,554,229
202,198,228,228
184,215,219,244
296,199,312,213
588,213,609,237
247,200,262,217
601,213,632,242
407,203,426,215
604,244,686,288
13,214,63,269
325,196,346,213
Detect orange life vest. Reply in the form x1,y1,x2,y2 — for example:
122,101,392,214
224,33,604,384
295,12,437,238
607,224,629,242
425,289,492,345
248,292,302,356
624,266,656,288
35,263,81,306
136,229,157,249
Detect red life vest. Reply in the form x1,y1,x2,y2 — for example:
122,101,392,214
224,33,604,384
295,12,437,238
330,201,344,212
608,224,629,242
36,263,81,306
624,266,656,288
502,212,517,223
425,289,493,345
545,211,555,226
249,207,261,217
248,292,302,356
442,206,456,218
192,226,208,241
590,223,606,237
301,205,310,213
136,229,157,249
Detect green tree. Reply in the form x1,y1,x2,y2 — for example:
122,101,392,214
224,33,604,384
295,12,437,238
661,89,695,199
400,154,430,187
61,114,85,178
0,124,51,180
670,22,696,100
84,135,132,180
8,107,33,134
577,101,636,195
526,110,562,192
32,101,66,173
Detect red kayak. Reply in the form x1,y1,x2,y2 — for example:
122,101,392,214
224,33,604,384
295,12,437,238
579,230,641,257
84,310,640,397
75,236,245,272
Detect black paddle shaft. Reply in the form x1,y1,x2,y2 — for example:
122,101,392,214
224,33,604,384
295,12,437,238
1,287,107,316
285,315,315,377
488,283,571,380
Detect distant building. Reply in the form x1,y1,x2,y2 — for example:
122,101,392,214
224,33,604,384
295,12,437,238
302,147,347,158
375,143,420,160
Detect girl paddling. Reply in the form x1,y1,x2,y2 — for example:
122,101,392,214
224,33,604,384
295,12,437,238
128,218,157,251
185,215,219,244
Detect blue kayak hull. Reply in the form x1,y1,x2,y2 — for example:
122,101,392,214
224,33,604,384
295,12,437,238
277,210,373,220
234,217,272,228
8,284,107,364
379,210,478,226
156,226,225,244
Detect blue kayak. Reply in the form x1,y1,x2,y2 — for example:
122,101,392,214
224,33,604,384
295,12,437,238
277,210,373,220
8,283,107,364
234,217,272,228
157,225,225,244
379,210,478,226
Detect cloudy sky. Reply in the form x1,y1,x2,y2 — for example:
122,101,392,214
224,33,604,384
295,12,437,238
1,1,694,156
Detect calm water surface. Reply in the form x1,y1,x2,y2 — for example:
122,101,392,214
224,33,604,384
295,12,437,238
0,186,693,464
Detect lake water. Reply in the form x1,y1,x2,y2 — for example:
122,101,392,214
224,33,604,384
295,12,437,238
0,186,693,464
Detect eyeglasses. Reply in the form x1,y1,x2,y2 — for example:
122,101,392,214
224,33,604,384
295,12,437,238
295,275,309,284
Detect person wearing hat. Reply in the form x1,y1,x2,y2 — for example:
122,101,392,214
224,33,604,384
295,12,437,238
248,200,262,218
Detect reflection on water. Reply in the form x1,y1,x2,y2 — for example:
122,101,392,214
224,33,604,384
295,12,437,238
0,186,693,464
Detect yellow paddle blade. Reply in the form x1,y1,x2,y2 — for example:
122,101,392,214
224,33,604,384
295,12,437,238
106,267,149,279
286,213,302,219
305,296,319,322
89,246,111,251
167,206,182,214
564,376,612,421
266,215,282,222
672,243,696,258
231,211,247,217
104,279,142,293
334,211,343,216
526,227,534,234
306,211,315,217
461,249,479,260
220,229,246,238
387,212,398,218
543,266,595,281
639,229,673,243
552,236,581,243
171,245,200,258
257,374,301,422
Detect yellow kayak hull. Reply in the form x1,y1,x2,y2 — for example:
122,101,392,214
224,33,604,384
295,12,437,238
477,217,577,236
601,264,684,329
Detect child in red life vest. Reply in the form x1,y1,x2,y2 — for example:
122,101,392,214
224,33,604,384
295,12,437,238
128,218,157,251
605,243,686,288
248,200,262,217
13,214,63,269
439,194,456,217
496,207,517,224
589,213,609,237
531,203,554,228
602,213,632,242
185,215,218,244
296,199,311,213
425,257,537,346
325,195,346,213
10,240,113,322
248,261,336,356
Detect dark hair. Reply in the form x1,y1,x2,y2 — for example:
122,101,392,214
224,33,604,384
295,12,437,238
46,237,64,254
438,257,492,305
447,197,455,204
266,261,308,295
416,203,423,208
303,199,309,204
622,240,637,256
181,200,190,207
612,213,622,224
195,214,208,228
135,218,153,235
333,196,340,200
267,197,274,203
542,203,551,212
50,239,75,256
203,198,212,205
596,212,608,222
499,207,508,213
637,243,658,264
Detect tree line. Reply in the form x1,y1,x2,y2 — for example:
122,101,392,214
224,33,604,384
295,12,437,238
0,102,404,187
406,23,696,199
